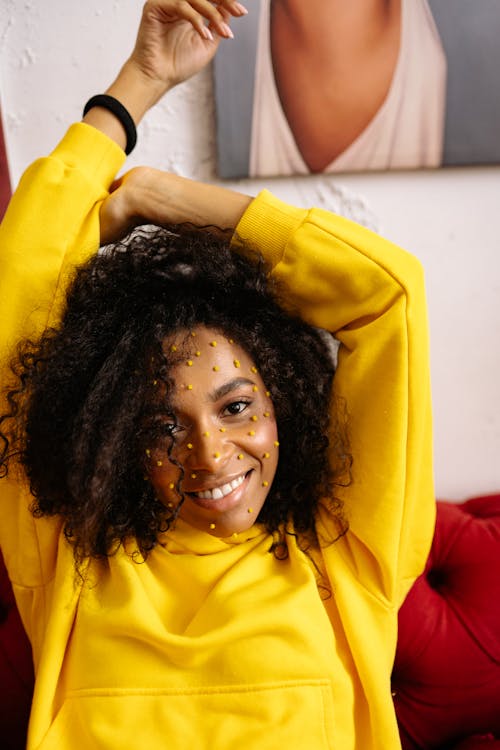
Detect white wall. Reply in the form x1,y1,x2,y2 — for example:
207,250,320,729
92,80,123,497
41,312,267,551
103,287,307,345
1,1,499,500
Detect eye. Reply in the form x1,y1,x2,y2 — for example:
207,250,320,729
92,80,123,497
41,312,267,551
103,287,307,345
222,399,251,417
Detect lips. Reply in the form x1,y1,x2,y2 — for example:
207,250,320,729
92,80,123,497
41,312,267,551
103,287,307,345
186,471,253,511
192,472,247,500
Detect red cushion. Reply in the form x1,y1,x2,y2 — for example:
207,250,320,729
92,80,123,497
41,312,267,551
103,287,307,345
393,495,500,750
0,549,33,750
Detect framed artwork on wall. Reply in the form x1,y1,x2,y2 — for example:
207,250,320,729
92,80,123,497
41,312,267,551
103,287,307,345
214,0,500,178
0,102,11,220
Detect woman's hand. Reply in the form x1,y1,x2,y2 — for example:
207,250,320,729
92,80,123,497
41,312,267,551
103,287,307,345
84,1,249,147
100,167,252,245
128,0,249,97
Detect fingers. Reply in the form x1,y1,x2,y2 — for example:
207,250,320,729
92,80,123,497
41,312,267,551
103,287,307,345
149,1,248,41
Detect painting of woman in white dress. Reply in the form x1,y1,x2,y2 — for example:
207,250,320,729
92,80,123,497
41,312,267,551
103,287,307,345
214,0,500,178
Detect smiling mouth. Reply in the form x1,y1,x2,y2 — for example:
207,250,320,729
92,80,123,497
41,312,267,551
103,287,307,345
189,471,250,501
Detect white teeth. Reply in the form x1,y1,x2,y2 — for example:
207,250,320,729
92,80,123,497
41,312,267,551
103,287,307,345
195,473,245,500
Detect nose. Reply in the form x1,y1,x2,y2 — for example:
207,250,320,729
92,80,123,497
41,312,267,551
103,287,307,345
182,425,232,473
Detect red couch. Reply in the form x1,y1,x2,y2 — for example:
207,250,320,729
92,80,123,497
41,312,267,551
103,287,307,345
1,496,499,750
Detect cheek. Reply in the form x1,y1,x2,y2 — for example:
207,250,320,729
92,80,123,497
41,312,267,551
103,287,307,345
147,459,181,508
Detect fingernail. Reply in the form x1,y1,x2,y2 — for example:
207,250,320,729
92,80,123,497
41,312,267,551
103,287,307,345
220,22,234,39
203,25,215,42
234,2,249,14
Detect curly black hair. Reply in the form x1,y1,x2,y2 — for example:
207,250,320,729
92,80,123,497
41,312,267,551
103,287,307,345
0,226,350,564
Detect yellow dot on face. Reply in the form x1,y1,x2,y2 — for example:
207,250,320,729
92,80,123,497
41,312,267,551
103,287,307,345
195,351,201,357
213,365,220,372
202,431,210,437
233,359,240,368
209,523,216,530
252,386,258,392
187,384,193,390
228,338,234,344
251,366,257,373
210,341,217,347
274,441,280,447
263,412,270,418
251,415,258,422
237,453,244,460
219,427,226,433
168,482,175,490
191,473,197,479
156,460,163,467
171,344,177,352
248,430,255,436
213,452,220,459
262,481,269,487
167,502,174,509
247,507,253,514
265,391,271,397
190,331,196,337
186,360,193,367
187,443,193,450
262,452,270,459
232,532,238,539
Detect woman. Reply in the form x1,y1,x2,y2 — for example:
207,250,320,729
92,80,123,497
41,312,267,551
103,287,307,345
0,2,435,748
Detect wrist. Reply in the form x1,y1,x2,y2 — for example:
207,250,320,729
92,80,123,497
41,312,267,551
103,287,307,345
106,59,173,123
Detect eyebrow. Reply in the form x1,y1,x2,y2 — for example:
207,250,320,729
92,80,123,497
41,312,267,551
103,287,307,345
209,377,256,402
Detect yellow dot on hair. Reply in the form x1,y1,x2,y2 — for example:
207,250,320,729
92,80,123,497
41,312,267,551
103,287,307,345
248,430,255,436
209,523,216,530
262,481,269,487
210,341,217,347
262,452,270,459
143,475,148,481
274,441,280,447
237,453,244,460
219,427,226,433
233,359,240,368
191,473,197,479
213,452,221,459
167,502,174,509
187,443,193,450
156,460,163,467
213,365,220,372
190,331,196,337
186,360,193,367
202,431,210,437
247,507,253,514
195,350,201,357
251,366,258,373
265,391,271,397
263,412,270,418
187,384,193,390
171,344,177,352
168,482,175,490
251,415,258,422
153,379,158,386
145,449,151,457
252,386,258,392
228,338,234,344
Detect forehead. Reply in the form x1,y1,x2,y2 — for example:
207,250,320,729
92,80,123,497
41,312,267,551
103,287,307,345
166,327,261,405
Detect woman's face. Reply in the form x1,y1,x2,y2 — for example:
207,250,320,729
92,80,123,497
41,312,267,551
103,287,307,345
147,326,279,538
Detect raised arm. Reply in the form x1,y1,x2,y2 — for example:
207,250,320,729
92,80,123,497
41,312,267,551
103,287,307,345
0,0,248,365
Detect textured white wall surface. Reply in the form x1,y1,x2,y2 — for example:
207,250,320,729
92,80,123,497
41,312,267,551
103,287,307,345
1,1,499,499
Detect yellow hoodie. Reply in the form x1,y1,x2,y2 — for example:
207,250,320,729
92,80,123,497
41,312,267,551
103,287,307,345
0,123,435,750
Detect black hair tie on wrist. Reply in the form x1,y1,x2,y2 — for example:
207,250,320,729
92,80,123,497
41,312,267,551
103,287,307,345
83,94,137,155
